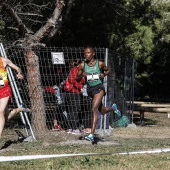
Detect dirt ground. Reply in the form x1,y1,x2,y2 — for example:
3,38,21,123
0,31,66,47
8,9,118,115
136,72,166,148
1,111,170,150
114,111,170,139
46,111,170,146
1,111,170,170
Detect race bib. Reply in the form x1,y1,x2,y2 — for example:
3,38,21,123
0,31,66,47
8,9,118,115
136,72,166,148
0,78,4,87
87,73,99,82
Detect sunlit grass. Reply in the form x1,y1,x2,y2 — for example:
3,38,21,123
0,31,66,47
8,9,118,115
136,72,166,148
1,111,170,169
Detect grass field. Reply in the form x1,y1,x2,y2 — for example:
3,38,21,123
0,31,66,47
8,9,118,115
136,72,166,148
1,111,170,170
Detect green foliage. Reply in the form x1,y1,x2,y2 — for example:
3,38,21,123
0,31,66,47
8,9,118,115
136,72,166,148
125,26,154,63
0,0,170,98
107,0,170,98
0,20,5,33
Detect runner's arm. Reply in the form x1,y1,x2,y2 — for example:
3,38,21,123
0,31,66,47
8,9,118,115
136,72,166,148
4,58,23,79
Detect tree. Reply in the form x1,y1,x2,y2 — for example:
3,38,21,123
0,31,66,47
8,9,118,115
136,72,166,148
0,0,75,135
106,0,170,98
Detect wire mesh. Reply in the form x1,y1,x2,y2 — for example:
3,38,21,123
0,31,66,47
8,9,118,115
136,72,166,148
2,46,134,136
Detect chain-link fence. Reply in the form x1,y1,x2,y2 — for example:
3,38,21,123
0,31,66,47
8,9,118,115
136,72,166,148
0,44,134,139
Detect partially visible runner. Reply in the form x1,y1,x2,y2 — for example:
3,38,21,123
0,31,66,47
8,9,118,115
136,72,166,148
0,57,30,138
76,47,121,142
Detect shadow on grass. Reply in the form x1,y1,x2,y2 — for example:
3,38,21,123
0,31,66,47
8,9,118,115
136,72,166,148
78,135,109,145
0,130,25,150
92,137,108,145
0,140,18,150
133,113,158,126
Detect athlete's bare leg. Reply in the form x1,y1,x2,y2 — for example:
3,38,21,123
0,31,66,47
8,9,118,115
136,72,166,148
0,97,31,138
5,107,30,121
0,97,9,137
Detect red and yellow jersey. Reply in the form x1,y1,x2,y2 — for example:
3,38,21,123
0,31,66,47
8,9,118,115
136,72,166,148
0,57,8,87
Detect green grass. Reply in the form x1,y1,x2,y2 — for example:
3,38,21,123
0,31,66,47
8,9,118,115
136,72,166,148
1,111,170,169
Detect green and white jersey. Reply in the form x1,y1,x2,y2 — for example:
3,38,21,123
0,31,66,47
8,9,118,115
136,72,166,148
84,60,102,87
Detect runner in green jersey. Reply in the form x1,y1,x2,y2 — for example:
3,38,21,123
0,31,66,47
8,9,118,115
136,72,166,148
76,47,121,142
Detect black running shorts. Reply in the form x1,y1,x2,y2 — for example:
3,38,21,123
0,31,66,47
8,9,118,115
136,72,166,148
87,83,105,98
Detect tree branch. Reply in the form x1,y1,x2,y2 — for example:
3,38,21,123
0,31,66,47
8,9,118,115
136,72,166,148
45,0,76,42
1,0,75,48
2,2,33,35
32,0,65,43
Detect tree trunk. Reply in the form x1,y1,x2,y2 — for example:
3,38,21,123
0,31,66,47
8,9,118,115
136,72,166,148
0,0,76,136
25,50,47,134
